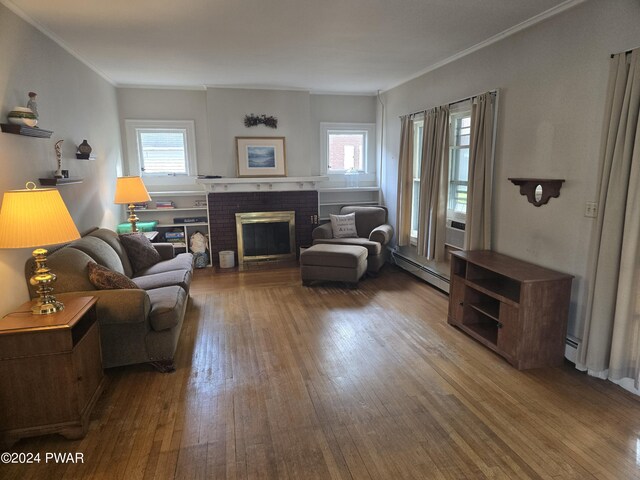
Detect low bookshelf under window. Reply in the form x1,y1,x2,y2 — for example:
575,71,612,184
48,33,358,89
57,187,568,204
448,250,573,370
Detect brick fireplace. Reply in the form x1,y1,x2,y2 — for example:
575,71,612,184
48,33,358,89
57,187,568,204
208,191,318,267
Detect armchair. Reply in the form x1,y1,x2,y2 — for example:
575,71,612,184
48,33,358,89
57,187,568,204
312,205,394,273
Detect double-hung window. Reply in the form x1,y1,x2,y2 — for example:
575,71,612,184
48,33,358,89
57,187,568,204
448,106,471,222
125,120,198,184
320,123,376,183
410,117,424,241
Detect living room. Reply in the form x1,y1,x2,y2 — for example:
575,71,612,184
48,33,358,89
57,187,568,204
1,0,640,478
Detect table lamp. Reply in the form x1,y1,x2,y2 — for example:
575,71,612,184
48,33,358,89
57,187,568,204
0,182,80,314
114,176,151,233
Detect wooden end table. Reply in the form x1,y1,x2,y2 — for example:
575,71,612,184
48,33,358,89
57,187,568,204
0,296,105,448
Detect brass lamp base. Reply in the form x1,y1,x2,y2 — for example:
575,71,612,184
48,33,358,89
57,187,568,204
127,204,139,233
29,248,64,315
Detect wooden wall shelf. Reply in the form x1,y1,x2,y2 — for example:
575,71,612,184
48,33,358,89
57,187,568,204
1,124,53,138
39,177,83,186
508,178,565,207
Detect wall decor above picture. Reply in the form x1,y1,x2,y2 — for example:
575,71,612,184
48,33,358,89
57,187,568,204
236,137,286,177
244,114,278,129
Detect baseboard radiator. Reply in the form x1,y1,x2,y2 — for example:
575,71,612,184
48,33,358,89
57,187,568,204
389,249,450,293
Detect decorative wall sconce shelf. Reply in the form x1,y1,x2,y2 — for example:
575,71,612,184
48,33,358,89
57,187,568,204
1,124,53,138
75,154,96,160
39,177,83,186
508,178,565,207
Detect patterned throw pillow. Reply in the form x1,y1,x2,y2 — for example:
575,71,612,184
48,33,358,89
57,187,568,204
119,232,161,273
330,212,358,238
87,261,138,290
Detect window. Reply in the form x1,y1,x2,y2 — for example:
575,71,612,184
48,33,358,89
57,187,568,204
125,120,197,184
448,109,471,222
410,117,424,241
320,123,376,182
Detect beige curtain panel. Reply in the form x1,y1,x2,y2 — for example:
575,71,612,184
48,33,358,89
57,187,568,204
396,115,414,247
417,106,450,261
464,92,496,251
577,49,640,387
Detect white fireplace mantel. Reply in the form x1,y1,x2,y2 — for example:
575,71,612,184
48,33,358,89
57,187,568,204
195,176,328,192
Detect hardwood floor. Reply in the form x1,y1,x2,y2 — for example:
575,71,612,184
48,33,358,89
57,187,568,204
4,265,640,479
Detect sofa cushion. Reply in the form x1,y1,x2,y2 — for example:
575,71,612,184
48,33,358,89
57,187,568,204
87,228,134,277
134,253,194,276
313,237,382,256
133,269,192,292
68,236,126,274
120,233,161,273
330,212,358,238
87,261,139,290
147,286,187,331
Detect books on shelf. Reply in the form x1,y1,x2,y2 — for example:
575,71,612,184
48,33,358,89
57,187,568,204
164,231,185,241
194,200,207,207
133,202,148,210
174,217,207,224
155,201,175,209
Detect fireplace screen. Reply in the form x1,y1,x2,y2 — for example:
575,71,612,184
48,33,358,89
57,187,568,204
235,211,296,265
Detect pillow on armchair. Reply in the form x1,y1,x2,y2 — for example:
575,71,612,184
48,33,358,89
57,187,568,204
330,212,358,238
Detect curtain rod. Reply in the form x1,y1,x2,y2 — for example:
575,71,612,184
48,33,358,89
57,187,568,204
400,89,498,119
611,46,639,58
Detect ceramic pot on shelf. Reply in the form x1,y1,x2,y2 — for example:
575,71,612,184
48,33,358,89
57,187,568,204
77,140,92,159
7,107,37,127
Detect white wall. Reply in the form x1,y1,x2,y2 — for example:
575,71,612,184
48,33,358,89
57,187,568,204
116,87,211,188
380,0,640,338
207,88,313,177
0,3,122,315
117,86,377,183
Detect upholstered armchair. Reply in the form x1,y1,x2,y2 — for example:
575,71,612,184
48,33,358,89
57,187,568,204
312,205,394,272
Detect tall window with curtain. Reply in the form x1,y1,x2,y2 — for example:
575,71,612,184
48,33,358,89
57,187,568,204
577,48,640,391
396,91,496,264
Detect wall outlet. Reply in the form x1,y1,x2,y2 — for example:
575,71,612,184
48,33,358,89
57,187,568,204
585,201,598,218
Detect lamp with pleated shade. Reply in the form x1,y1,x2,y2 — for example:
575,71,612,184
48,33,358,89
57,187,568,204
114,176,151,233
0,182,80,314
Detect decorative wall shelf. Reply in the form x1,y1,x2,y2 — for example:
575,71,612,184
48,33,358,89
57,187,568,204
1,124,53,138
39,177,83,186
508,178,565,207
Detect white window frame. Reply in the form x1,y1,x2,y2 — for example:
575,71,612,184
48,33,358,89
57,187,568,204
124,119,198,186
320,122,376,184
448,102,472,224
410,115,424,244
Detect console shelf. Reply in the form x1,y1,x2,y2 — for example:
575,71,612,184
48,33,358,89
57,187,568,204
448,250,573,369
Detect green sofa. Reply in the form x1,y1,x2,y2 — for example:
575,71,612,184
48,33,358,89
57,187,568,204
24,228,193,372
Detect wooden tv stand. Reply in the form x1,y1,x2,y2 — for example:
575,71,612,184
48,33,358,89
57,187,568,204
448,250,573,370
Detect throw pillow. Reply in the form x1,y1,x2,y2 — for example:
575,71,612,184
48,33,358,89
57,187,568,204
330,212,358,238
87,261,138,290
119,232,161,273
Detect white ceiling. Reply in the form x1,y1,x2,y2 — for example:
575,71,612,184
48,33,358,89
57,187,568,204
3,0,581,94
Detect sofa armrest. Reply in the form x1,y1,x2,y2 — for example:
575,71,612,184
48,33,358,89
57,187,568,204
153,243,176,260
369,224,394,246
312,223,334,240
59,289,151,325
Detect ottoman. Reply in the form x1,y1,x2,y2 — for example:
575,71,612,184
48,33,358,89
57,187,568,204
300,244,368,287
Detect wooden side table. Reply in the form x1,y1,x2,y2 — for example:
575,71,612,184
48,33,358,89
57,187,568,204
0,296,105,448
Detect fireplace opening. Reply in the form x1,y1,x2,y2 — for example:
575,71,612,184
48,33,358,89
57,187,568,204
235,211,296,265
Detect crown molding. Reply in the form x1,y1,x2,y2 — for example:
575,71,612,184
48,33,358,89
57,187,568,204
381,0,588,93
0,0,116,86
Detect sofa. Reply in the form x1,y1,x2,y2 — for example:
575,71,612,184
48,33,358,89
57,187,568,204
24,228,193,372
311,205,394,273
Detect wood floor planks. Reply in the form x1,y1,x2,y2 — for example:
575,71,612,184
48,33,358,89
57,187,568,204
3,265,640,479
